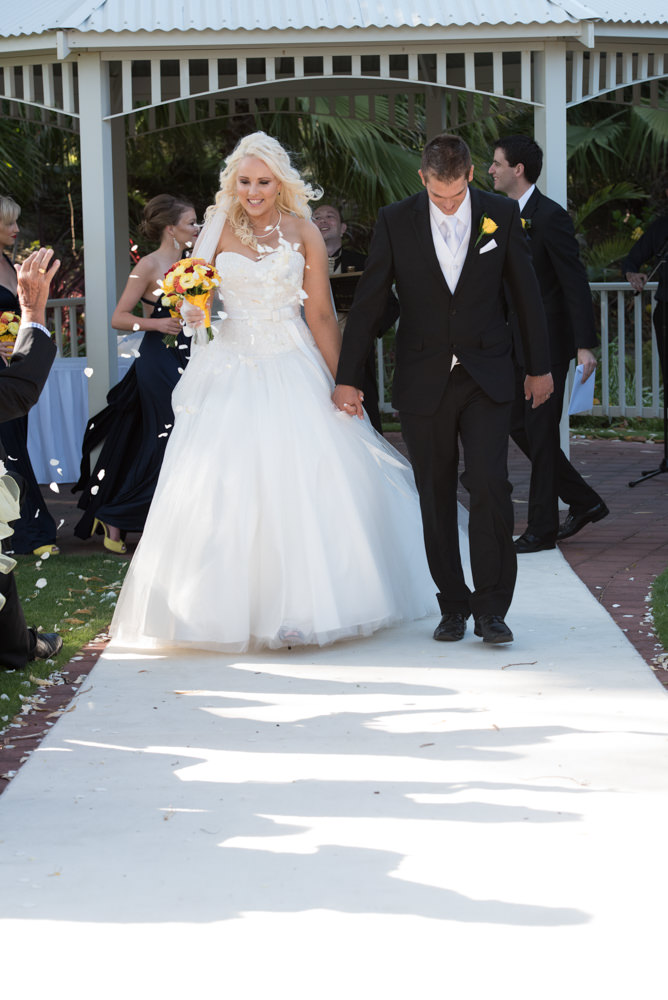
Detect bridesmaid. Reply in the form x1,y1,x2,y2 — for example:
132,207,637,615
0,194,59,556
73,194,199,551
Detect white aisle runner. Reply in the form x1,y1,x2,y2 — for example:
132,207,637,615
1,543,667,999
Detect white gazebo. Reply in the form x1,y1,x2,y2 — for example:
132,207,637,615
2,0,667,414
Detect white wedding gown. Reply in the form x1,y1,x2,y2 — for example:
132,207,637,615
110,242,438,653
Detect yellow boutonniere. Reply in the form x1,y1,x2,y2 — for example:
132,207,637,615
475,214,498,247
521,217,532,233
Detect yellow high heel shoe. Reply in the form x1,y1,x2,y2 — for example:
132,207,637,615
92,517,127,554
33,544,60,557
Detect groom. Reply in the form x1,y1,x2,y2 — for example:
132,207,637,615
333,134,552,644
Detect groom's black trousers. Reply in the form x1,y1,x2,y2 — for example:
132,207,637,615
400,364,516,620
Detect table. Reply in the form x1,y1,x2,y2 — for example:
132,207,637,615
27,355,134,484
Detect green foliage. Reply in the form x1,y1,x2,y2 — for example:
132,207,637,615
651,565,668,654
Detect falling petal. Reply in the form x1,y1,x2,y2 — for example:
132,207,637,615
49,458,59,466
97,469,106,481
35,579,47,589
158,432,168,438
132,323,140,332
90,485,99,495
131,244,138,252
49,483,59,493
83,367,94,378
120,353,131,358
58,519,65,530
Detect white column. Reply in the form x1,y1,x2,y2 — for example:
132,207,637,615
533,42,567,207
534,41,570,464
77,52,118,416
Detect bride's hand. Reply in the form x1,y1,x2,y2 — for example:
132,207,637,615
180,300,207,327
155,316,183,336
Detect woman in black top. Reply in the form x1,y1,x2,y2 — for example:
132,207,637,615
0,194,58,556
73,194,199,551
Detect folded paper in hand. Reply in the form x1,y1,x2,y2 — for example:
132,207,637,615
568,363,595,415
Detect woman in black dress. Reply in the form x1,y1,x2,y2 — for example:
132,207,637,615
0,195,58,556
73,194,199,552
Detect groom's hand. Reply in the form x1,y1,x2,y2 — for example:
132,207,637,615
333,384,365,419
524,372,554,409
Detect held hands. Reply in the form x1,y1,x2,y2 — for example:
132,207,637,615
524,372,554,409
626,271,647,293
332,384,365,419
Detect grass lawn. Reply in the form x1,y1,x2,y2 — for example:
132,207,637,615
651,566,668,656
0,553,129,733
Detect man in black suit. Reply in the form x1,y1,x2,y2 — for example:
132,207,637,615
313,203,398,432
489,135,608,551
333,134,552,644
1,248,63,669
623,172,668,389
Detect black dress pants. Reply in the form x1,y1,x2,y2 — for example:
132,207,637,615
0,569,32,670
400,364,516,620
510,360,602,539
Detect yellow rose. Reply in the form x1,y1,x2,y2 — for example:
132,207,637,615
179,272,198,290
481,216,498,235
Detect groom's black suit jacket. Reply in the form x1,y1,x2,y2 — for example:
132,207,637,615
336,186,549,414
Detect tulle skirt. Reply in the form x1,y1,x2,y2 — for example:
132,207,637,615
110,319,438,653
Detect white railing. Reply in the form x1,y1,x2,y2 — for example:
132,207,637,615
46,297,86,357
590,281,660,418
51,285,663,418
377,281,662,419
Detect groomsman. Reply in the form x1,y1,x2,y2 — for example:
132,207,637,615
489,135,608,551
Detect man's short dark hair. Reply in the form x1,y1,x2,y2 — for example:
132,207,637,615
495,135,543,185
421,134,472,182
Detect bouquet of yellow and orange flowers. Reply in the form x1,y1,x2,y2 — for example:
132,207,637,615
0,310,21,348
157,258,221,348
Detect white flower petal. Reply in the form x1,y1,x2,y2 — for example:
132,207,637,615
49,483,59,493
83,367,94,378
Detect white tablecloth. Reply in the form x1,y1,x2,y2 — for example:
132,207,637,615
27,356,134,484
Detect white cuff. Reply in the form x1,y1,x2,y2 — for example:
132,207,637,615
19,322,51,338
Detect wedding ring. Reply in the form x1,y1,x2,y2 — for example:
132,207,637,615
38,267,46,274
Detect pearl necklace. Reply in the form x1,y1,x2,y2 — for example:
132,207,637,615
251,210,282,240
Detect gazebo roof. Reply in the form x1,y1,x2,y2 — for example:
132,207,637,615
4,0,667,39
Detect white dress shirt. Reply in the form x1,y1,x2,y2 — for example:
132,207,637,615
428,188,472,368
428,188,472,295
518,184,536,214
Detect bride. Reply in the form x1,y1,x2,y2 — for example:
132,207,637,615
110,132,438,653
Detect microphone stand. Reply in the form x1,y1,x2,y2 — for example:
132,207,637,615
629,237,668,487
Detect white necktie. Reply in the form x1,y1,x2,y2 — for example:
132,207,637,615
441,217,461,255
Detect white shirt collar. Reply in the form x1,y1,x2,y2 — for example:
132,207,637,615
518,184,536,213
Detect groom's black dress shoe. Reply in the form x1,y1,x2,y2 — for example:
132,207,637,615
557,501,609,541
474,615,513,644
514,532,556,554
28,629,63,661
433,613,467,642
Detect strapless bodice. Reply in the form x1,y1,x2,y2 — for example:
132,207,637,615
211,245,308,357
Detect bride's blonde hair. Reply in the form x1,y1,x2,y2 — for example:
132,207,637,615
204,132,321,249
